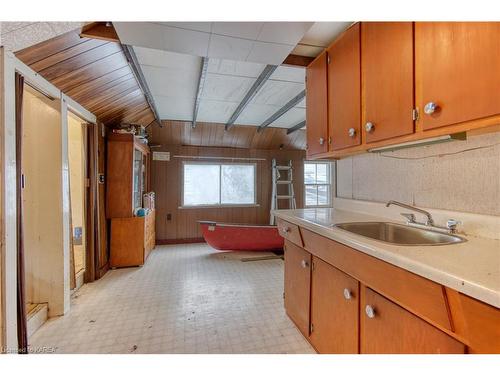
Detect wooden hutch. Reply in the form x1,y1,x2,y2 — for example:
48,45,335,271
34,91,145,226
106,133,155,267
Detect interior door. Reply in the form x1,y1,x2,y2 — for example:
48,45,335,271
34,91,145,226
328,23,361,151
362,22,414,143
360,287,465,354
415,22,500,130
284,241,311,337
306,51,328,157
310,257,359,353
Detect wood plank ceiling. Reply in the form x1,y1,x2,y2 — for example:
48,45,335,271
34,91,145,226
152,120,306,150
15,30,156,126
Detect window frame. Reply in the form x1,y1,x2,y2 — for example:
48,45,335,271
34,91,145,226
304,161,333,208
180,161,258,209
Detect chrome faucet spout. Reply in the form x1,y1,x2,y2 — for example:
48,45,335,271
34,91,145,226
386,200,435,226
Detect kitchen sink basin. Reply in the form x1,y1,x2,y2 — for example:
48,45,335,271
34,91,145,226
333,222,465,246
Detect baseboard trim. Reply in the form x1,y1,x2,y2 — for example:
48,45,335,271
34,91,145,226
156,238,206,245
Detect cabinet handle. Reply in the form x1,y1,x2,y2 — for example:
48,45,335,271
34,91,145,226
424,102,438,115
282,227,290,235
365,305,376,319
301,259,309,268
343,288,352,300
348,128,356,138
365,122,375,133
319,137,325,145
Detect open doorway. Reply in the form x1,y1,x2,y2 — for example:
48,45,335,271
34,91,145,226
67,111,88,293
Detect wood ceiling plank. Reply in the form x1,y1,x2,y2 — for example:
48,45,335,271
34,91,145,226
30,38,108,72
80,22,120,43
65,68,132,101
97,90,144,119
40,42,121,81
15,31,88,66
86,79,138,112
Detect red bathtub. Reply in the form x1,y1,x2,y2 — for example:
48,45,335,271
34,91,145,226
199,221,284,251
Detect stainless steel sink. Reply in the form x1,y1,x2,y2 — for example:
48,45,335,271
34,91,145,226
334,222,465,246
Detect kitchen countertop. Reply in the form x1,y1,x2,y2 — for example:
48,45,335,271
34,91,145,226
273,208,500,308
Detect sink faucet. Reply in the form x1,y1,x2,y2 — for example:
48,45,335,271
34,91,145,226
385,200,462,234
386,200,435,225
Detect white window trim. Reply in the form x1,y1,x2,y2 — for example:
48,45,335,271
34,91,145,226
304,161,334,208
180,161,258,208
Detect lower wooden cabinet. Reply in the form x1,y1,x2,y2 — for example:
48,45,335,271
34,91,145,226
360,287,465,354
284,241,311,337
310,257,359,353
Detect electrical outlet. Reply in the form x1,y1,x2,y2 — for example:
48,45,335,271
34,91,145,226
167,213,172,221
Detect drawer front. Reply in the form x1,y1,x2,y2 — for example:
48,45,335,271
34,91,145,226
276,218,303,247
301,228,453,332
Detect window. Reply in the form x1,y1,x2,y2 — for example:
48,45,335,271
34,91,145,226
183,162,256,207
304,162,332,207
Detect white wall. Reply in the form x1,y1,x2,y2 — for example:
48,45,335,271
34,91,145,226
336,127,500,216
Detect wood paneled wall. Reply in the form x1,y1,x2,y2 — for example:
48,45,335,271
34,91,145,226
151,144,306,241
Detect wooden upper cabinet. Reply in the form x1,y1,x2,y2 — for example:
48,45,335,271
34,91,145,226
361,287,465,354
415,22,500,130
328,23,361,151
362,22,414,143
310,257,359,353
306,51,328,157
284,241,311,337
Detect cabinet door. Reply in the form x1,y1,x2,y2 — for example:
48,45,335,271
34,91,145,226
306,51,328,157
284,241,311,337
310,257,359,353
362,22,414,143
361,287,465,354
416,22,500,130
327,23,361,151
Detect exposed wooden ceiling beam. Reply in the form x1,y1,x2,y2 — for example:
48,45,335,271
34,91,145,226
282,54,315,67
257,90,306,133
121,44,162,127
192,57,209,129
287,120,306,134
80,22,120,43
225,64,278,131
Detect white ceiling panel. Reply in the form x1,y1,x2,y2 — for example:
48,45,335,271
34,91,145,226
212,22,264,40
300,22,352,47
296,97,306,108
251,80,304,107
236,103,281,126
207,34,254,61
197,100,239,123
246,41,293,65
268,107,306,128
291,44,324,57
155,95,195,121
156,22,213,33
202,74,255,103
270,66,305,83
207,58,265,78
135,47,201,70
257,22,313,45
141,65,199,99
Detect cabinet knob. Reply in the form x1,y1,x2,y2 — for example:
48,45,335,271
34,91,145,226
424,102,438,115
282,227,290,234
365,122,375,133
301,259,309,268
343,288,352,300
348,128,356,138
365,305,376,319
319,137,325,145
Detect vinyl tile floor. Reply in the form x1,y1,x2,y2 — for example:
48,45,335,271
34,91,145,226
29,243,315,354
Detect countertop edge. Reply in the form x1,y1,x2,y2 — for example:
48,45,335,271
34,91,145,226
274,211,500,309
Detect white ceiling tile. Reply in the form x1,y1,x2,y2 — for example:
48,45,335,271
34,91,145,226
207,59,265,78
290,44,324,57
257,22,313,45
270,66,305,83
268,107,306,128
246,41,292,65
0,22,34,34
207,34,254,61
162,25,210,57
236,103,281,126
212,22,264,40
1,22,56,52
114,22,165,51
299,22,352,47
135,47,202,70
202,74,255,102
155,22,213,33
155,95,194,121
142,65,199,99
251,80,304,107
197,100,239,123
296,97,306,108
